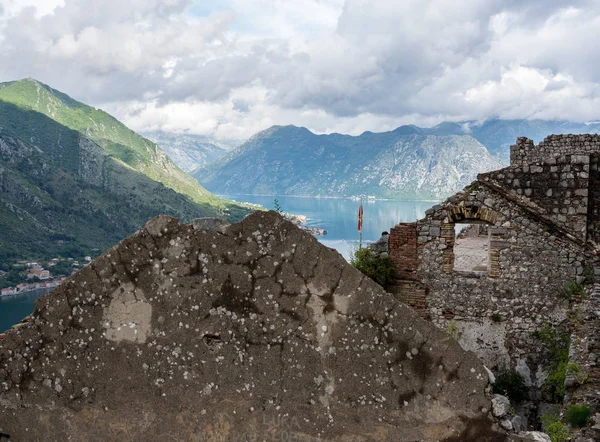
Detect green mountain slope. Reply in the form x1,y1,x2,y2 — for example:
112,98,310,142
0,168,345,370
0,78,223,207
0,86,251,263
193,125,503,200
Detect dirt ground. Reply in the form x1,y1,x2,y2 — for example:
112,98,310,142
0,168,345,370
454,235,489,272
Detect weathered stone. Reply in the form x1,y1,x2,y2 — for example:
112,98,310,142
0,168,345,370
484,365,496,384
387,137,600,373
492,394,511,417
0,211,511,442
518,432,551,442
510,415,526,433
192,217,230,233
515,359,532,387
535,365,549,388
368,233,389,254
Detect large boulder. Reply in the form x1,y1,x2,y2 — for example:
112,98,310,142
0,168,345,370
0,212,514,441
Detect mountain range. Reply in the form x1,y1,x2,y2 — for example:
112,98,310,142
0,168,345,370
0,79,250,262
142,132,236,173
192,119,600,200
193,125,505,200
421,119,600,163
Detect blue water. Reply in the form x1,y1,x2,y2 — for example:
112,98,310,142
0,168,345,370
0,289,49,333
224,195,434,260
0,196,435,332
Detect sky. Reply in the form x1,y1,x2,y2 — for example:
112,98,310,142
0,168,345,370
1,0,600,141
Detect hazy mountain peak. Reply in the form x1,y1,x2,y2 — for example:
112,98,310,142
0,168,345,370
194,125,503,200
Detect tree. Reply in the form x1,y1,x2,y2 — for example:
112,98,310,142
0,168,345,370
273,198,283,214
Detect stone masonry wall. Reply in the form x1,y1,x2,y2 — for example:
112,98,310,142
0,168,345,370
480,155,591,243
392,182,598,371
588,154,600,246
510,134,600,166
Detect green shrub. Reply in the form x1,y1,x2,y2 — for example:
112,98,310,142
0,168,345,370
492,370,527,403
545,361,568,401
565,403,592,428
583,267,596,285
490,312,502,322
562,280,588,301
533,324,570,401
350,248,394,288
541,413,571,442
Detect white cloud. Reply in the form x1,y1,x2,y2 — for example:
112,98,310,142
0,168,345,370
3,0,64,17
1,0,600,141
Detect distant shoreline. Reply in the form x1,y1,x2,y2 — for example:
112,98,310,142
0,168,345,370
0,280,64,298
219,194,439,203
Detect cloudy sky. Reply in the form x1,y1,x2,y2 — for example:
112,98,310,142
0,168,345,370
1,0,600,141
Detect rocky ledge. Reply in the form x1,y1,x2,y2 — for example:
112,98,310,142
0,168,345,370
0,212,519,441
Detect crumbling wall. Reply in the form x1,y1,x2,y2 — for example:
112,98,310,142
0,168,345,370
0,212,514,442
391,183,598,370
588,154,600,247
510,134,600,166
480,155,591,243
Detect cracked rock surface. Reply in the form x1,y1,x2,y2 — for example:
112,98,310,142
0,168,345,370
0,211,514,441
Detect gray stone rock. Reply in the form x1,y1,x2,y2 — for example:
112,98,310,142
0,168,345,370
535,365,549,388
492,394,511,417
511,415,526,433
518,432,551,442
516,358,532,387
484,365,496,384
192,217,230,233
368,233,389,254
592,412,600,430
499,418,513,431
0,212,509,442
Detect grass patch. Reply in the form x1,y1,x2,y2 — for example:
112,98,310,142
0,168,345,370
533,324,570,402
565,404,592,428
541,412,570,442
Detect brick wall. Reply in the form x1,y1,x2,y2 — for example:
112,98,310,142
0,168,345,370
389,223,419,280
388,223,429,318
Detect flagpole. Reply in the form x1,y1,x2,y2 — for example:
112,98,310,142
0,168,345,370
359,197,363,249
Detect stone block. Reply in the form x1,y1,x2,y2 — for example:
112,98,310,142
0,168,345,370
491,394,510,417
515,359,532,387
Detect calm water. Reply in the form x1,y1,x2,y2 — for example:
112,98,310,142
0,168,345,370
0,196,435,332
224,195,434,260
0,289,50,333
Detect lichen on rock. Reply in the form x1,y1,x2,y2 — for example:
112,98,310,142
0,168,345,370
0,211,519,441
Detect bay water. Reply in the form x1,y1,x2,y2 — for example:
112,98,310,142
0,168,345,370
0,196,435,332
223,195,434,260
0,289,50,333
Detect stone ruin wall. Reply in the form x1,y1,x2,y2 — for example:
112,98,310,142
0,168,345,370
588,154,600,246
510,134,600,167
480,154,593,244
389,182,599,372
